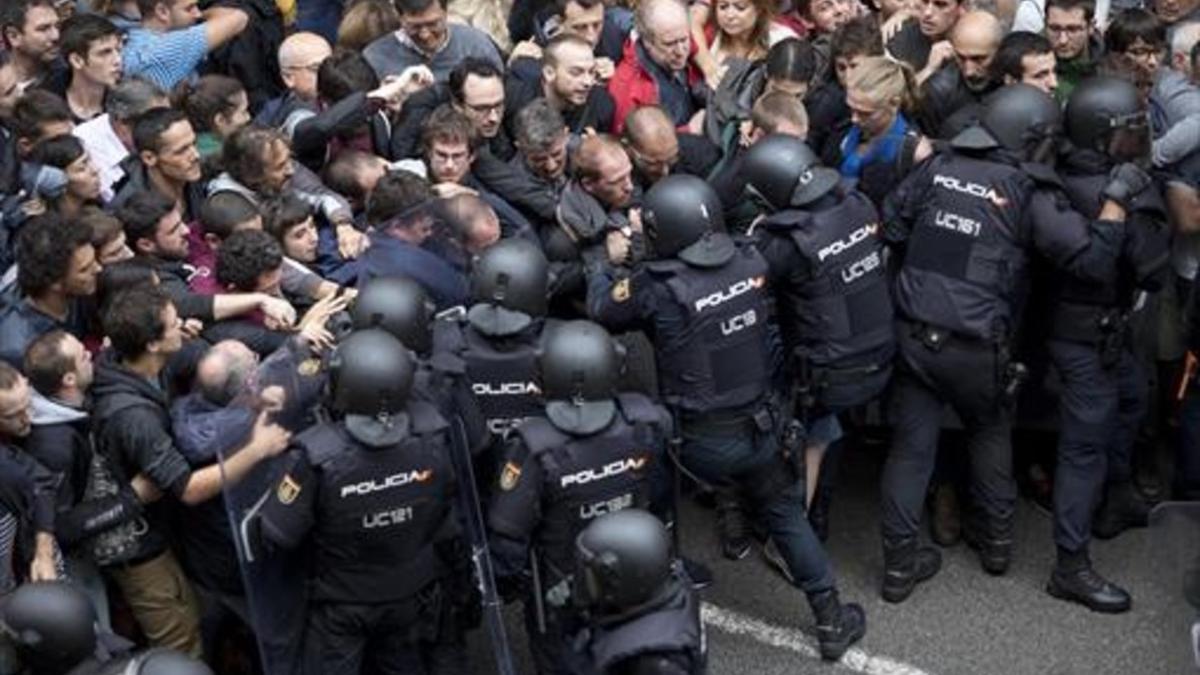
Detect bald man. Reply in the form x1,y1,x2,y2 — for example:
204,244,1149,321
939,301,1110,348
608,0,705,134
255,32,332,131
622,104,721,188
918,10,1002,137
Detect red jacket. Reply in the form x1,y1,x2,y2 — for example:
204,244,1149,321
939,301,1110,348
607,37,705,135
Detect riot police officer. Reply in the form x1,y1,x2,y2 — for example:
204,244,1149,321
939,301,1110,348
351,274,489,455
3,581,100,675
587,175,866,661
456,238,557,441
258,329,467,674
0,582,212,675
879,84,1135,602
570,509,705,675
743,135,896,543
488,319,671,675
1042,76,1168,612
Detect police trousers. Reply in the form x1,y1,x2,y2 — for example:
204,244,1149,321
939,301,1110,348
303,592,467,675
681,413,835,594
1048,340,1147,553
1178,381,1200,500
880,327,1015,544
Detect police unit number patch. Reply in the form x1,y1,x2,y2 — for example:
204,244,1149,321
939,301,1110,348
277,474,302,504
612,278,631,302
499,461,522,491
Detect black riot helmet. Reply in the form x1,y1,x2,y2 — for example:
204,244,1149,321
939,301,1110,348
978,84,1061,162
351,275,436,354
329,328,415,446
1065,76,1148,161
741,134,840,211
1,582,97,672
134,649,215,675
468,238,549,336
538,320,621,435
574,509,673,615
642,175,734,267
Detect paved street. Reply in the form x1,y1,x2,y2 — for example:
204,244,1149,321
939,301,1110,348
469,444,1197,675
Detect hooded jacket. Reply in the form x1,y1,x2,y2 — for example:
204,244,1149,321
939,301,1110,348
91,354,192,561
26,392,144,551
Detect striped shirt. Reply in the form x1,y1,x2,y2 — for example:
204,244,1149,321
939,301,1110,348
122,24,209,90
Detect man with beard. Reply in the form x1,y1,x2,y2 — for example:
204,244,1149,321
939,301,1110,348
0,216,98,367
0,0,64,92
118,189,298,328
506,34,616,135
917,10,1002,138
207,125,365,272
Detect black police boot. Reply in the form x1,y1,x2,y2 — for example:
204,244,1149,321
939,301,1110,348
808,588,866,661
881,537,942,603
962,514,1013,576
929,484,962,547
715,491,752,561
681,557,714,590
1092,481,1151,540
1046,547,1131,613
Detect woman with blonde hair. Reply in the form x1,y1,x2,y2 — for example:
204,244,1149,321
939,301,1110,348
830,55,932,206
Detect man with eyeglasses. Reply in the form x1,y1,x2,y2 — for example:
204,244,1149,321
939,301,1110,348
1043,0,1100,100
255,32,331,133
609,0,705,135
363,0,501,83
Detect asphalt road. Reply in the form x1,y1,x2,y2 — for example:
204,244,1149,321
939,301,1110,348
468,444,1197,675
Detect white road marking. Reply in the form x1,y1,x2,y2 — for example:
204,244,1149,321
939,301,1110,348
701,602,936,675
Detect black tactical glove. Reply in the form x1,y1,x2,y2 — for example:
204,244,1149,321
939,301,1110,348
1102,162,1153,211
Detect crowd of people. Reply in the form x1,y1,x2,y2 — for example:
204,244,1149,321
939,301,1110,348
0,0,1194,670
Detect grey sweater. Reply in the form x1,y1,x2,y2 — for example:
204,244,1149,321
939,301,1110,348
363,25,503,83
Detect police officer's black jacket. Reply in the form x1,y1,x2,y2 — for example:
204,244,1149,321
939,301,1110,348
587,242,783,416
882,144,1126,343
487,394,669,579
755,188,895,372
1047,148,1171,342
449,317,549,440
259,401,463,604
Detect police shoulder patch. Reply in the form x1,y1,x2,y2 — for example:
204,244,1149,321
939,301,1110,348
499,461,522,491
297,358,321,376
612,278,631,303
277,474,302,505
